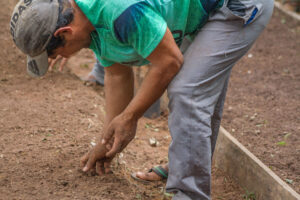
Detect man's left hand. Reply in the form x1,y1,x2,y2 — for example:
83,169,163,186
102,112,138,158
48,55,68,71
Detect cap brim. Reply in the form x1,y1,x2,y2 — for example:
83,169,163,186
27,51,49,77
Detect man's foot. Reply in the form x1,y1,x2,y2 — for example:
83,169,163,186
81,74,104,86
131,164,168,182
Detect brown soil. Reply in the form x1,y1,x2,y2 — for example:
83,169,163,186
0,1,299,200
1,1,243,199
222,9,300,193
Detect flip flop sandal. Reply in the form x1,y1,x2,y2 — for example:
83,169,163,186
131,166,168,183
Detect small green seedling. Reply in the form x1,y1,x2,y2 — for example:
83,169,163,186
277,132,292,146
164,192,174,200
277,141,286,146
243,190,256,200
80,63,89,69
285,179,293,185
135,193,142,200
145,123,152,129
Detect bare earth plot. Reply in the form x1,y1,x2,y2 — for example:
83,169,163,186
0,1,299,200
0,0,243,199
222,8,300,194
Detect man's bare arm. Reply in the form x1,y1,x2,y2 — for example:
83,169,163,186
104,64,135,131
81,63,135,172
103,27,184,157
81,27,183,172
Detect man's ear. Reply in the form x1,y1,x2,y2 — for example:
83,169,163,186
54,26,73,37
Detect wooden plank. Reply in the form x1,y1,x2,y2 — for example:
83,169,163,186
213,127,300,200
274,2,300,21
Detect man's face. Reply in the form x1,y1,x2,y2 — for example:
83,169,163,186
49,45,74,59
49,27,92,59
48,38,85,59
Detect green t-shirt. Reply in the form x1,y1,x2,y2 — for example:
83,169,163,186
75,0,223,67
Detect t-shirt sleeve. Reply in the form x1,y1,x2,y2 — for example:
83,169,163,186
113,2,167,59
98,57,115,67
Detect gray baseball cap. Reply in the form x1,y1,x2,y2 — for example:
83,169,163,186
10,0,60,77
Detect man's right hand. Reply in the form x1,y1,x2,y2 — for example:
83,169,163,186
80,141,113,175
48,55,69,72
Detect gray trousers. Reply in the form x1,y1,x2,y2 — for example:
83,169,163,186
91,59,105,85
166,0,274,199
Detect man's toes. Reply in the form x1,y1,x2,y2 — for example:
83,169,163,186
136,171,161,181
136,172,147,180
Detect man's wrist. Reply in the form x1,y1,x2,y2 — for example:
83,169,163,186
122,109,141,121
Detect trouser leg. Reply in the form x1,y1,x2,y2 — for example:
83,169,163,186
90,58,105,85
166,0,273,199
210,70,231,155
